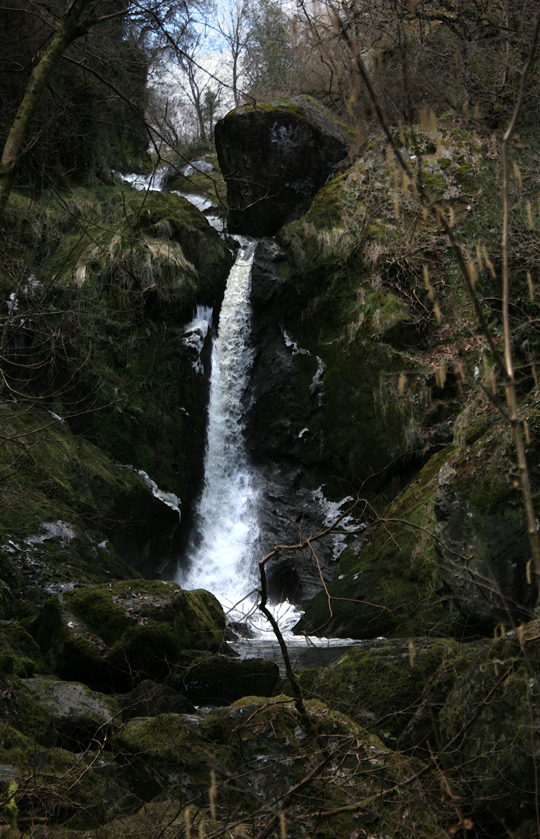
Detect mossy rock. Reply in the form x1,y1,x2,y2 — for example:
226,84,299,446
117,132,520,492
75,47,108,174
296,449,457,639
114,697,448,836
24,676,119,749
1,185,234,578
31,581,227,690
0,403,175,605
181,654,279,704
292,637,473,744
433,404,539,630
30,595,109,687
297,403,540,638
121,680,195,721
0,718,134,829
438,619,540,831
216,96,352,236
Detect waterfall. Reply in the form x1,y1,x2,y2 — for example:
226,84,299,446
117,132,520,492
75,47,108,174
176,241,260,609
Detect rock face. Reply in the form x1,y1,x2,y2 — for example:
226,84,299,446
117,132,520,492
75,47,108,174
295,408,539,639
438,620,540,832
215,97,351,236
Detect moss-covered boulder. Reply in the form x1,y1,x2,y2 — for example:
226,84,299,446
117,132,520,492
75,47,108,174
114,696,449,836
292,637,476,744
30,581,227,690
180,654,279,704
438,619,540,832
216,96,352,236
24,676,119,749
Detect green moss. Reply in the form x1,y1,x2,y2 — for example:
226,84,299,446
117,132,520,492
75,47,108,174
30,596,108,686
66,588,131,645
297,449,456,639
295,639,462,741
226,95,355,139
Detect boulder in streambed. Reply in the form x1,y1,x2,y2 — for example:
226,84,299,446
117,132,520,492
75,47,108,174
178,654,279,705
215,96,352,236
113,696,448,833
30,580,227,690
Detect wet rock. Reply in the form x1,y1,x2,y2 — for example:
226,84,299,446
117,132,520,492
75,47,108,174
247,240,363,606
294,449,463,640
215,97,351,236
101,470,182,579
297,405,539,639
255,461,360,605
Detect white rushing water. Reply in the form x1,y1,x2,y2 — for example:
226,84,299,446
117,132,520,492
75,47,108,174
176,241,261,609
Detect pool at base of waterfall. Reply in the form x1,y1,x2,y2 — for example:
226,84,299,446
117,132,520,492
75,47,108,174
222,596,373,677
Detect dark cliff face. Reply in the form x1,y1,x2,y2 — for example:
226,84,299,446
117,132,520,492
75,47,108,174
244,121,540,635
215,97,351,237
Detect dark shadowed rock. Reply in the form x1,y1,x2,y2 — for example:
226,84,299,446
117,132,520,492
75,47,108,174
121,679,195,720
181,654,279,704
30,580,227,691
215,97,351,236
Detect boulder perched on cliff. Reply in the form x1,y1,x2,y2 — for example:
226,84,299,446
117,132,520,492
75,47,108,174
215,97,351,236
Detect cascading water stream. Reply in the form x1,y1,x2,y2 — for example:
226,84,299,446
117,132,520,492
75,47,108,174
176,238,366,668
176,240,260,610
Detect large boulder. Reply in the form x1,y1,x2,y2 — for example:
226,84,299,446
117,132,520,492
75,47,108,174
113,696,449,834
23,676,119,749
215,97,351,236
30,580,227,690
293,637,469,742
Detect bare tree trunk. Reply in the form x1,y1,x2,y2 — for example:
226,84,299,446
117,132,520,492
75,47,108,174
0,0,99,219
